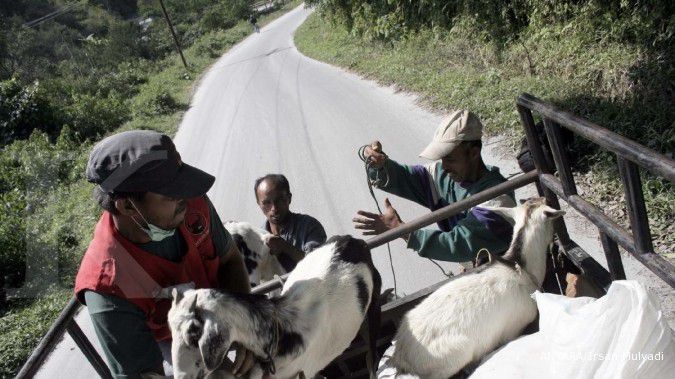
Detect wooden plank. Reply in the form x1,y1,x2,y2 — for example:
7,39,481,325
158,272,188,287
617,157,654,255
540,174,674,287
516,105,572,246
599,231,627,281
518,93,675,183
517,105,550,174
542,118,577,196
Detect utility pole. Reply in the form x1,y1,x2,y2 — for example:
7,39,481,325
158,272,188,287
157,0,188,69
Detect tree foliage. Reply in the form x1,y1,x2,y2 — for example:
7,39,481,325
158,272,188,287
306,0,674,48
0,0,256,296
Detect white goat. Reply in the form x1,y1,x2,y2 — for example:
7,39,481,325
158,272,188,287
389,198,564,378
224,221,286,287
168,235,382,379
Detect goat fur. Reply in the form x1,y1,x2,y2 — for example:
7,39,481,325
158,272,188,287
168,235,382,379
224,221,286,287
389,198,564,378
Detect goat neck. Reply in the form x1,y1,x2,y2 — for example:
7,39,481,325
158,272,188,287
501,210,553,286
210,291,296,361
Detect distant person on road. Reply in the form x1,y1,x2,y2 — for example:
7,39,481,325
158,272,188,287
255,174,327,272
74,130,255,378
352,110,516,264
248,13,259,33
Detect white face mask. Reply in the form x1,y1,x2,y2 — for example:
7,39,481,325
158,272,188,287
128,200,176,242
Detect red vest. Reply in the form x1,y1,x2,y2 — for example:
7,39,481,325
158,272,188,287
74,196,220,341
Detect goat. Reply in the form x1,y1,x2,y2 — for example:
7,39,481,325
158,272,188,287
389,198,564,379
224,221,286,287
168,235,382,379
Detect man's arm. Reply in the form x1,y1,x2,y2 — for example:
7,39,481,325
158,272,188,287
368,159,435,208
84,291,163,378
362,141,436,208
218,242,251,293
206,197,251,293
407,211,512,262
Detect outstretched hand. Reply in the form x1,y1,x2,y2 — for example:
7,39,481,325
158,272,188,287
353,198,403,236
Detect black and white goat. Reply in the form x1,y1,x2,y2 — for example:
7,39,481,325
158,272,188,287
168,235,382,379
389,198,564,378
224,221,286,287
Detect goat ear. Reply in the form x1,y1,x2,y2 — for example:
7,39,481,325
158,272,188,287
171,288,183,305
543,208,565,219
198,318,229,372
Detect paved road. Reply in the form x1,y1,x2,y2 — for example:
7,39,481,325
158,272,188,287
34,4,673,378
174,5,457,295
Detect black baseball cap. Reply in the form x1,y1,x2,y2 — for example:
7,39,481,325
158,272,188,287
86,130,215,198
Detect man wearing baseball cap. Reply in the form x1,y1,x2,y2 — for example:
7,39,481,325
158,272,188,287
74,130,254,377
353,110,515,263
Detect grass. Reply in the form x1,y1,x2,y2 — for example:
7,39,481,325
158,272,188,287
294,12,674,258
0,1,302,377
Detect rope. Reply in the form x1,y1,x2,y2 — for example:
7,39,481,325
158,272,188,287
358,145,397,297
358,145,454,298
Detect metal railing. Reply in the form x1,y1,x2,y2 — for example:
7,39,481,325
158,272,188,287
517,92,675,288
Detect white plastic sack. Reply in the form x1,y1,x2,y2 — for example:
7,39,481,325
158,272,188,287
471,280,675,379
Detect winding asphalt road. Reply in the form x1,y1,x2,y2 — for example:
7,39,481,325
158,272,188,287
34,4,673,378
173,5,458,294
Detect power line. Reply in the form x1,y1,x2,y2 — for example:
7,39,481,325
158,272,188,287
22,2,84,29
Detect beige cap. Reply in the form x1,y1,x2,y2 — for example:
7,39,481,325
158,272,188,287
419,110,483,160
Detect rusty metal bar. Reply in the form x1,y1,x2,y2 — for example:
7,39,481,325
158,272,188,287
255,171,539,295
542,118,577,196
617,157,654,255
539,173,674,287
66,321,112,379
367,171,538,248
517,93,675,183
599,231,627,281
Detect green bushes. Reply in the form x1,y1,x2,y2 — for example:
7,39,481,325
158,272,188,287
307,0,674,49
0,131,90,290
0,288,71,377
295,3,674,255
0,79,62,146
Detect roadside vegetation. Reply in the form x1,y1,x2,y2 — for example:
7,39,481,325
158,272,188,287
296,0,674,258
0,1,300,376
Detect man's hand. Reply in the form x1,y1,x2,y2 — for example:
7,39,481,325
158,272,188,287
264,234,306,263
353,198,404,236
232,343,255,377
264,234,289,256
363,140,387,169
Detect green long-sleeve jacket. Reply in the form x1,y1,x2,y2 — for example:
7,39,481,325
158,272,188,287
369,159,515,262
